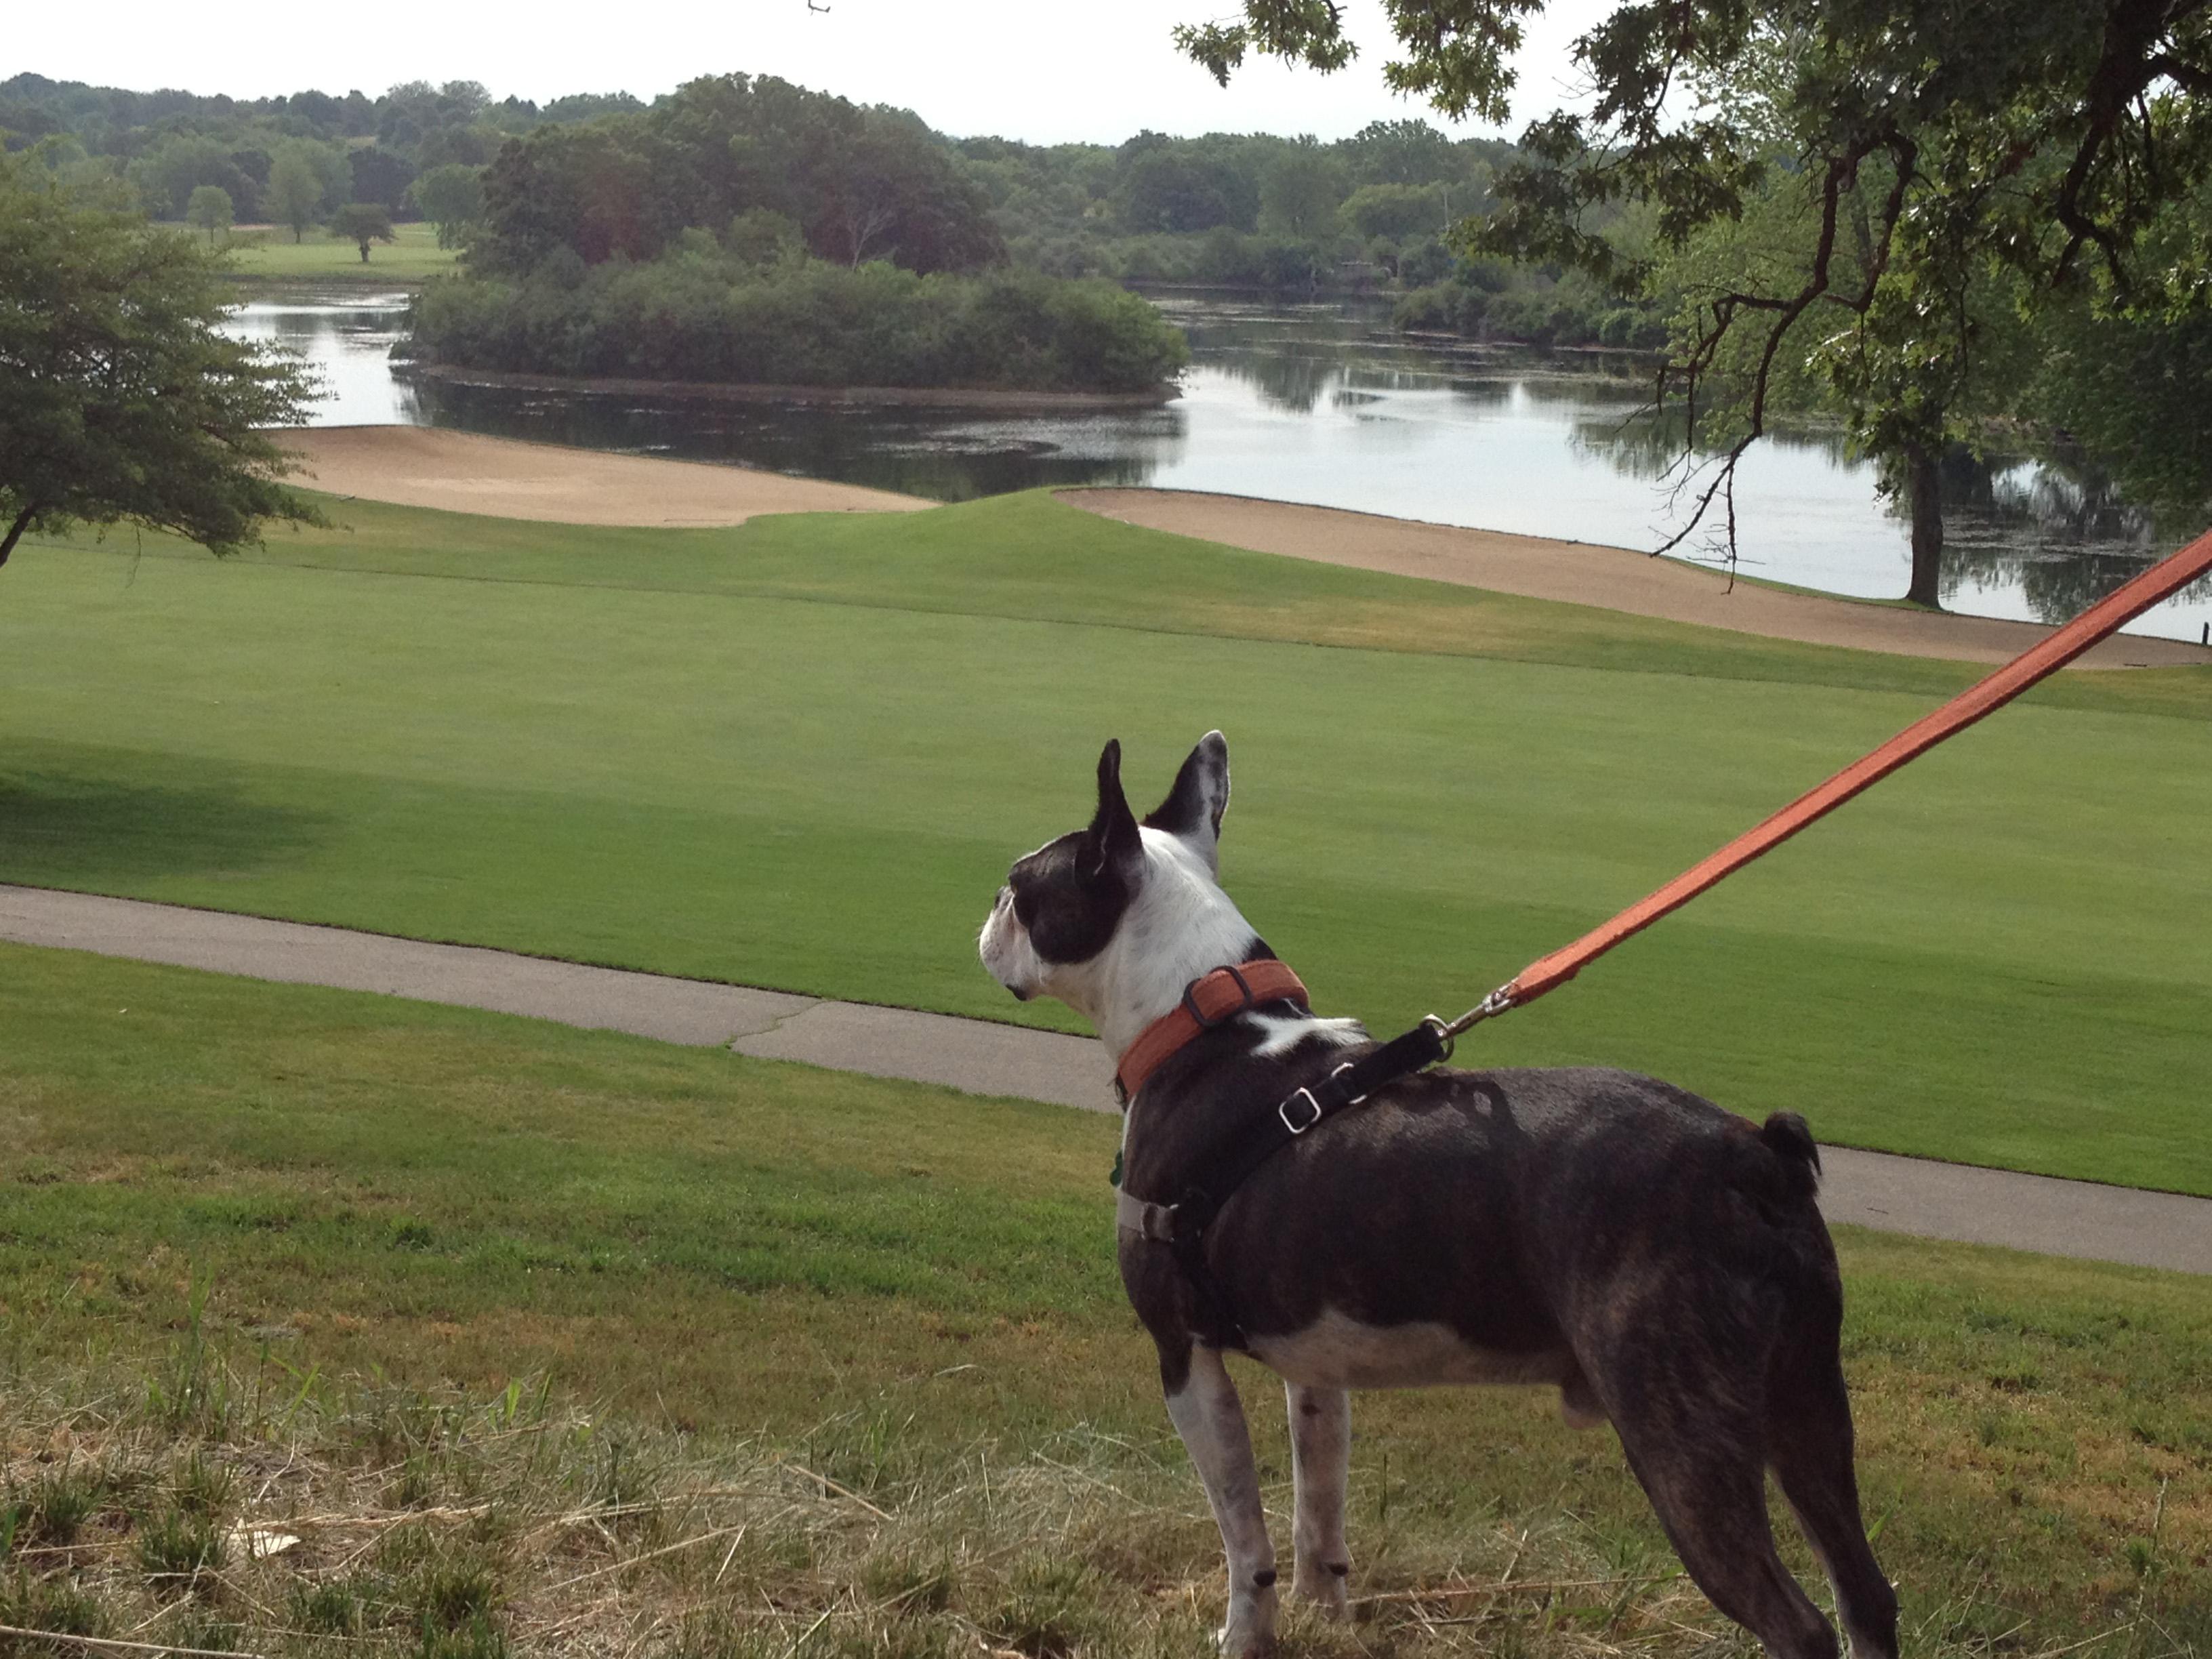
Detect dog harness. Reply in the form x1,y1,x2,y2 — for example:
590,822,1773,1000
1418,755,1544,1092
1115,962,1453,1347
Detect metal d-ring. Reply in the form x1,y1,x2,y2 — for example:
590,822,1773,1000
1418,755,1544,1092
1421,1014,1457,1063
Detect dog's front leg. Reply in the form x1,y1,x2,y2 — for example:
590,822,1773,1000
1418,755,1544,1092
1286,1383,1351,1616
1164,1343,1278,1655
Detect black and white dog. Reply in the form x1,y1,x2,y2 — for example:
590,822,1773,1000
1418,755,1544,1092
979,733,1898,1659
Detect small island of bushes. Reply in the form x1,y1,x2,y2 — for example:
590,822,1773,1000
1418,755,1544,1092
404,74,1188,398
410,239,1187,395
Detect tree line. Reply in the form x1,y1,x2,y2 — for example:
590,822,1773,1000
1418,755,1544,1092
1,68,1645,342
0,73,609,244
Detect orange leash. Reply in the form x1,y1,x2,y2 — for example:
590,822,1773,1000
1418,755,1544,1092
1437,528,2212,1042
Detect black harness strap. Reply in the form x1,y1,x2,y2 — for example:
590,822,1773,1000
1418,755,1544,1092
1118,1018,1450,1348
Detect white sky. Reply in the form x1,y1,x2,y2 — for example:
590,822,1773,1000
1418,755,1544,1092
8,0,1612,145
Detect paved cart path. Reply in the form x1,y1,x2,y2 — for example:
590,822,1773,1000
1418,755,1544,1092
7,883,2207,1277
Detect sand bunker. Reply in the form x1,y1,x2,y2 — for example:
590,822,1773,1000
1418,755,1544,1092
276,426,931,527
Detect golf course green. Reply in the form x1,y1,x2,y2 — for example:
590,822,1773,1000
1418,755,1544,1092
6,489,2209,1192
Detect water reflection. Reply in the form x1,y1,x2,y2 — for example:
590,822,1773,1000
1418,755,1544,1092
1940,454,2212,627
407,380,1181,501
226,288,2210,644
222,290,420,426
1571,402,2212,636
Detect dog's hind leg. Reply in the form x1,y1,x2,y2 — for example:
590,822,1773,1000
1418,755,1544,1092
1598,1371,1839,1659
1768,1348,1899,1659
1285,1383,1351,1616
1163,1342,1278,1656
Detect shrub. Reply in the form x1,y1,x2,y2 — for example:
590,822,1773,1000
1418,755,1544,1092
410,258,1189,393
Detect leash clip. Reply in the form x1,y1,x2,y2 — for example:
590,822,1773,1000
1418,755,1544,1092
1420,1014,1456,1063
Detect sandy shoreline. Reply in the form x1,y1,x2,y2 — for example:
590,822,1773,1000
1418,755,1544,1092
266,428,2208,668
274,426,931,527
1063,487,2212,670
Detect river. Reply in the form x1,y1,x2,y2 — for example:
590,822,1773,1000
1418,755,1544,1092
225,288,2212,644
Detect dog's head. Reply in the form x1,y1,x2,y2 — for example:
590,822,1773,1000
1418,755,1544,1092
979,732,1255,1048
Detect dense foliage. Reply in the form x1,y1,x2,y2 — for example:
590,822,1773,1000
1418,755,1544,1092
963,120,1669,344
0,72,621,225
408,251,1188,393
964,121,1508,293
1395,264,1668,350
0,155,319,579
476,75,1002,276
2,66,1673,353
1181,0,2212,602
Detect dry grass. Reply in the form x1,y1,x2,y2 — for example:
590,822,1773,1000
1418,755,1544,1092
3,950,2207,1657
3,1303,2202,1659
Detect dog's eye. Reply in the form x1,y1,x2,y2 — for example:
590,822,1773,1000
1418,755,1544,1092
1011,888,1037,928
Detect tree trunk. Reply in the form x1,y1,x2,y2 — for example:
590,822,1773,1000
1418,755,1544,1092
0,504,40,570
1904,443,1944,609
359,243,370,263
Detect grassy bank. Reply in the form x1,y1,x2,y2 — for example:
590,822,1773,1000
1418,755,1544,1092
5,490,2210,1192
2,944,2206,1656
204,222,460,284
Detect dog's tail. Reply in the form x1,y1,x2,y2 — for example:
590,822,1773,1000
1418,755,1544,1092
1759,1111,1822,1198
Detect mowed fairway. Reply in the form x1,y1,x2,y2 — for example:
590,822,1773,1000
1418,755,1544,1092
206,220,461,283
5,490,2211,1191
3,944,2207,1655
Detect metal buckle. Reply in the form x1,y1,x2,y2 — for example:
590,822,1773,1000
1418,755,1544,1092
1183,965,1254,1029
1279,1088,1323,1134
1328,1061,1366,1107
1421,1014,1456,1064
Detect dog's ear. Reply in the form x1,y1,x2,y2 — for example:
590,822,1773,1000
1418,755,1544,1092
1145,730,1230,874
1085,738,1143,878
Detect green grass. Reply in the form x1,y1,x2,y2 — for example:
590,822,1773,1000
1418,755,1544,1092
6,489,2211,1193
185,220,461,283
1,945,2206,1657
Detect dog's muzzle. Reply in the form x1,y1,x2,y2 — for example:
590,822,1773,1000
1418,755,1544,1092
979,888,1037,1000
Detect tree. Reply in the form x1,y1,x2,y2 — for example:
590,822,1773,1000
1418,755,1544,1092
1257,140,1347,240
328,202,395,262
1342,118,1459,186
0,158,320,585
1340,181,1449,241
265,146,323,242
1115,138,1258,232
126,133,258,221
1179,1,2212,609
408,162,485,248
2028,213,2212,528
475,74,1003,278
186,183,232,245
348,144,416,211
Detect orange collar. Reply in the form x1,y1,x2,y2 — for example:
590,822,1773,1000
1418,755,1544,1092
1114,960,1311,1106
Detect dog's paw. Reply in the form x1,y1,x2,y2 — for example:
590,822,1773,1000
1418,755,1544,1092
1218,1576,1279,1656
1293,1560,1351,1618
